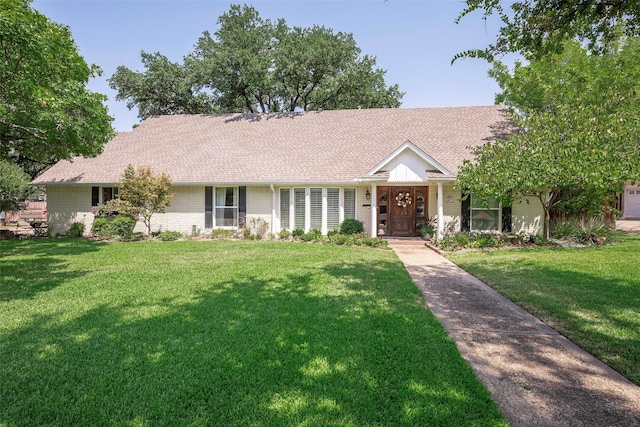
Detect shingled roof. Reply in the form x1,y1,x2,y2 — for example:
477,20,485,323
33,106,512,185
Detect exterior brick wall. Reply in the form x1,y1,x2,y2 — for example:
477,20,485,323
46,185,94,236
511,197,544,235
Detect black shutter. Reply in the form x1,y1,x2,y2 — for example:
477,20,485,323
91,187,99,206
461,193,471,231
205,187,213,228
238,186,246,228
502,206,512,233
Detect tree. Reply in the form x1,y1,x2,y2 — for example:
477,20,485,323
0,159,33,212
0,0,114,178
109,4,402,121
455,0,640,60
456,38,640,238
117,165,174,237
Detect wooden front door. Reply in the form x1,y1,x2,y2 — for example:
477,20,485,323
377,186,428,237
390,187,414,236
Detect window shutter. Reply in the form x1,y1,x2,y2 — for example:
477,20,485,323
310,188,322,230
327,188,340,230
461,194,470,231
502,206,512,233
238,186,246,228
205,187,213,228
294,188,305,229
91,187,99,206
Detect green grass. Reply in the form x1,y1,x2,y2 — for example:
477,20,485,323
0,239,505,426
446,233,640,386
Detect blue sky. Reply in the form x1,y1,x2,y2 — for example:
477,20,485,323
33,0,512,131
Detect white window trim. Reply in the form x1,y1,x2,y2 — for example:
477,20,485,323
470,196,502,232
214,186,239,228
278,187,358,234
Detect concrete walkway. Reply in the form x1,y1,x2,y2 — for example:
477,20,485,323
390,240,640,426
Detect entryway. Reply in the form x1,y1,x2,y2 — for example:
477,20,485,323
376,186,428,237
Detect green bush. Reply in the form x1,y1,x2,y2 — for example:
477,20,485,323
339,218,364,235
111,216,135,239
91,216,135,240
67,221,86,237
91,218,109,238
210,229,232,239
160,230,183,241
278,229,291,240
292,228,305,238
551,218,615,245
327,233,350,245
299,232,314,242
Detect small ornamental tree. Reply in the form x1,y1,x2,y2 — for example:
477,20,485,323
117,164,174,237
0,160,33,212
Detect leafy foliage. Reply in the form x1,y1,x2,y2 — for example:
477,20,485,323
455,0,640,60
66,221,85,237
117,164,174,236
457,38,640,238
109,4,402,121
91,216,136,240
339,218,365,235
0,159,32,211
160,230,183,241
0,0,114,178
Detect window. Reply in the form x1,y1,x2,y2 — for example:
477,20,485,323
310,188,322,230
92,186,118,206
344,188,356,219
102,187,119,204
280,189,290,230
294,188,305,230
215,187,238,227
327,188,340,230
470,197,500,231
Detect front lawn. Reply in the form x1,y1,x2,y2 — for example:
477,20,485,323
446,233,640,386
0,239,505,426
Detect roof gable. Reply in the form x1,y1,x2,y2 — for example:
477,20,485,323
366,140,452,182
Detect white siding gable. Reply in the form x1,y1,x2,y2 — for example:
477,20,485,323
382,148,432,182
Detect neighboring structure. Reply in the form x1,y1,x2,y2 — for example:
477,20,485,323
33,107,545,237
621,182,640,218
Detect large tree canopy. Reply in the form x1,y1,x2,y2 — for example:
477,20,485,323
456,38,640,238
109,4,402,120
455,0,640,60
0,0,114,178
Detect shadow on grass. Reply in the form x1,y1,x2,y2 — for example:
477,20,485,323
0,254,505,426
0,239,105,301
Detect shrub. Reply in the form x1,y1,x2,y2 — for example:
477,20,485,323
339,218,364,235
328,233,349,245
299,232,314,242
292,228,305,238
278,229,291,240
67,221,85,237
160,230,183,241
242,217,270,240
551,218,615,245
210,229,232,239
111,216,135,239
91,218,110,238
92,216,135,240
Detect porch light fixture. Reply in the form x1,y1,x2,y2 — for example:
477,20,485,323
365,189,371,200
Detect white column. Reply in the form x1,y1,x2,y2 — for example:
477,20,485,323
321,188,328,235
271,185,277,233
370,185,377,237
304,187,310,232
437,182,444,240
